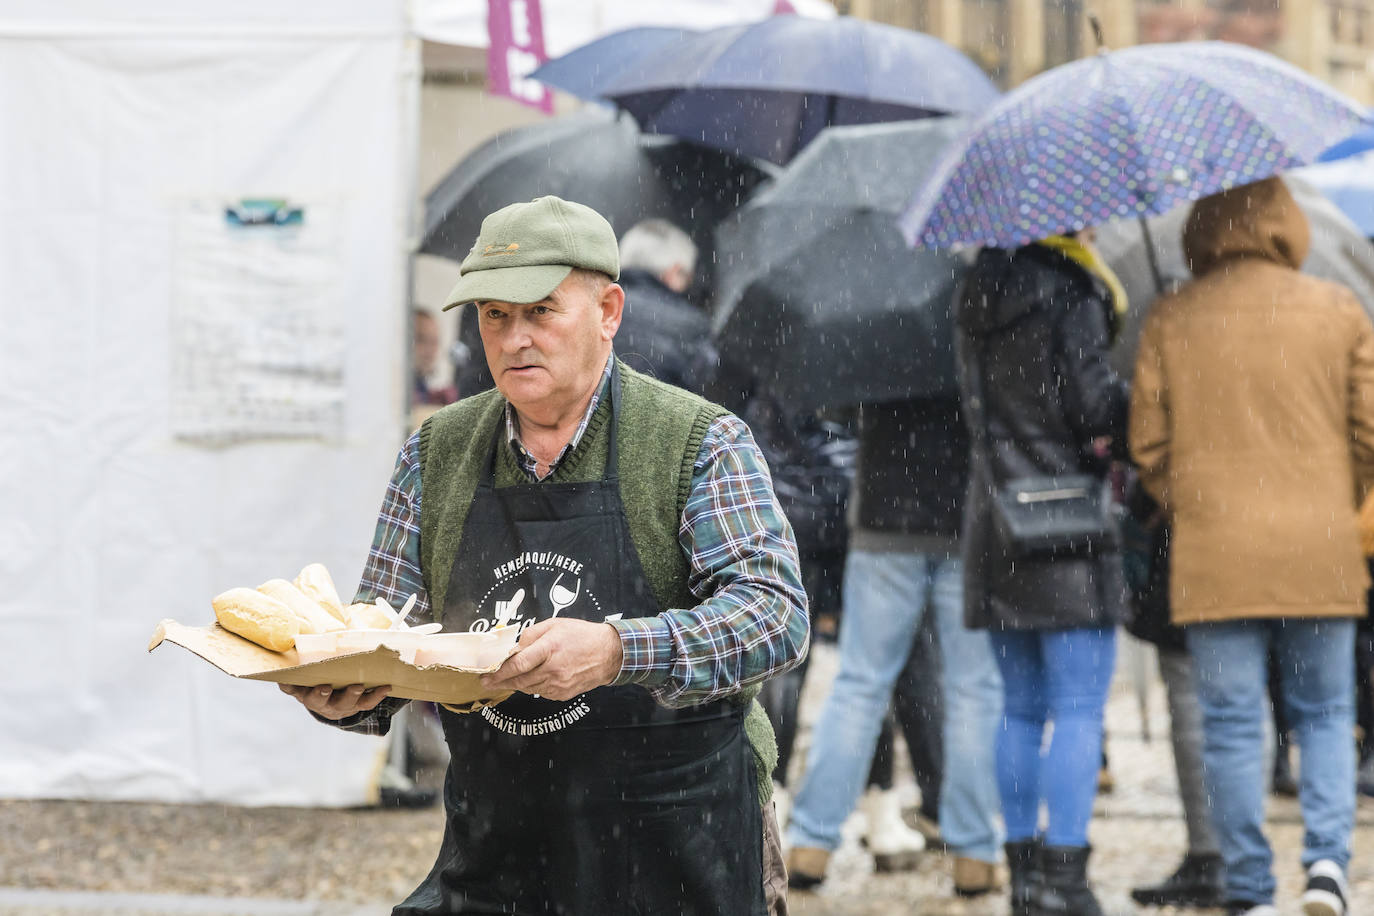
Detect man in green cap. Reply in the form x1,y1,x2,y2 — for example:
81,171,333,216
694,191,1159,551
281,196,808,915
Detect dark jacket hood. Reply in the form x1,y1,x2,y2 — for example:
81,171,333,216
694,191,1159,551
1183,176,1310,277
958,244,1096,338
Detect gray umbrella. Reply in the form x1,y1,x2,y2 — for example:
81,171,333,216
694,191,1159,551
711,118,970,413
1098,175,1374,376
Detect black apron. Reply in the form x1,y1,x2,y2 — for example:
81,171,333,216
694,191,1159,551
395,373,764,916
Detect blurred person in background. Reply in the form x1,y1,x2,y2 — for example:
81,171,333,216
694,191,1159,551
750,399,855,836
785,396,1004,898
1122,485,1226,909
613,218,717,394
1131,177,1374,916
412,307,458,408
867,623,946,850
957,229,1130,916
282,197,807,915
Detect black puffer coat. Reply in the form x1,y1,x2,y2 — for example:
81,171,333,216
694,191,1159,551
955,244,1130,631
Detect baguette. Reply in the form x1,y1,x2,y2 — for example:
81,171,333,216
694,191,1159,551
344,601,395,630
212,587,300,652
257,578,345,634
293,563,346,623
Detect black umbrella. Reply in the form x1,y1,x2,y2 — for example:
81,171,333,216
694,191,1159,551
1097,175,1374,376
420,111,773,301
711,118,970,413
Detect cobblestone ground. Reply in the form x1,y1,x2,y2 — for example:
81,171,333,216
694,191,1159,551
2,635,1370,915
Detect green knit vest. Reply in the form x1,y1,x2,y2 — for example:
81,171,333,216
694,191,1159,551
417,361,776,803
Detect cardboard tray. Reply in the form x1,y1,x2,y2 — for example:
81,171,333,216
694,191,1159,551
148,619,517,708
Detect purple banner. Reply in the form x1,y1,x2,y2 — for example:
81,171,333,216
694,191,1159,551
487,0,553,113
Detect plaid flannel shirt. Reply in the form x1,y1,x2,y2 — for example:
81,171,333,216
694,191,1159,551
331,359,809,735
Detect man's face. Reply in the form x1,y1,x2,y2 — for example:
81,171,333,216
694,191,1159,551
476,272,623,423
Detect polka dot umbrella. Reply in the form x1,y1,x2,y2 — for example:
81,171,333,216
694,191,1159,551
899,40,1373,251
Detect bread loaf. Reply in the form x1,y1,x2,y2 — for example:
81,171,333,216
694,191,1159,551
344,601,394,630
212,587,300,652
257,578,345,634
293,563,346,623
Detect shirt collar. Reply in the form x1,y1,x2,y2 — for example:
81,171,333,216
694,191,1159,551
505,351,615,480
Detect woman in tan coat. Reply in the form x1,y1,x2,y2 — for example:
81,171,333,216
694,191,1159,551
1129,176,1374,916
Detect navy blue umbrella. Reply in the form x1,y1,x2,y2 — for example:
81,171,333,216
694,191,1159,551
600,16,999,165
529,27,698,103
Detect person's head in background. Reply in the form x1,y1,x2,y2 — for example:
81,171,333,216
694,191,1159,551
618,219,698,295
413,307,442,380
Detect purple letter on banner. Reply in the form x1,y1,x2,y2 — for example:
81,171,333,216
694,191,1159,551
487,0,553,113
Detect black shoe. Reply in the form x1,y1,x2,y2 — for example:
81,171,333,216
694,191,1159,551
1005,839,1041,916
1300,859,1348,916
1033,845,1103,916
1130,852,1225,907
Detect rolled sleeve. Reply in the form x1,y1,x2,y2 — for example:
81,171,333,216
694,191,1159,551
610,414,809,707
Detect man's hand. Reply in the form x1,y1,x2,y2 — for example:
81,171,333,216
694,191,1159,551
279,683,391,720
480,618,623,701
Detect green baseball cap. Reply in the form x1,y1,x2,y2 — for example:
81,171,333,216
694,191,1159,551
442,196,621,310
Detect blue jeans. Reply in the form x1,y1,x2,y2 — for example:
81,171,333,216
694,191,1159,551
1188,619,1356,905
991,627,1117,847
787,549,1003,861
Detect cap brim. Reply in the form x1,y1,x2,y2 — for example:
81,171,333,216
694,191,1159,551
441,264,573,311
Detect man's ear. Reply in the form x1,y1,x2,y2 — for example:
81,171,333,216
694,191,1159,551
599,282,625,341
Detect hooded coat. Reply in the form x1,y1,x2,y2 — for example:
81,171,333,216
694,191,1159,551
956,244,1130,631
1129,177,1374,625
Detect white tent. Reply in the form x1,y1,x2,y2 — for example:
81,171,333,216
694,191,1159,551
0,0,837,808
415,0,835,55
0,1,415,806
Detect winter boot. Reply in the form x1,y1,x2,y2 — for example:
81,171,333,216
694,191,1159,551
1033,845,1103,916
1005,839,1042,916
1130,852,1225,907
859,787,925,872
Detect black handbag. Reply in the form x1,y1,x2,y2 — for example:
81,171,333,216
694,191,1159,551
970,342,1117,558
991,474,1115,558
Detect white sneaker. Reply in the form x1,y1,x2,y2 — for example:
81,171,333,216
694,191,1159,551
1301,859,1348,916
859,787,925,872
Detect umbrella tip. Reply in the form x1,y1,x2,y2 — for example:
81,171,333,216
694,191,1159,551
1087,12,1108,53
